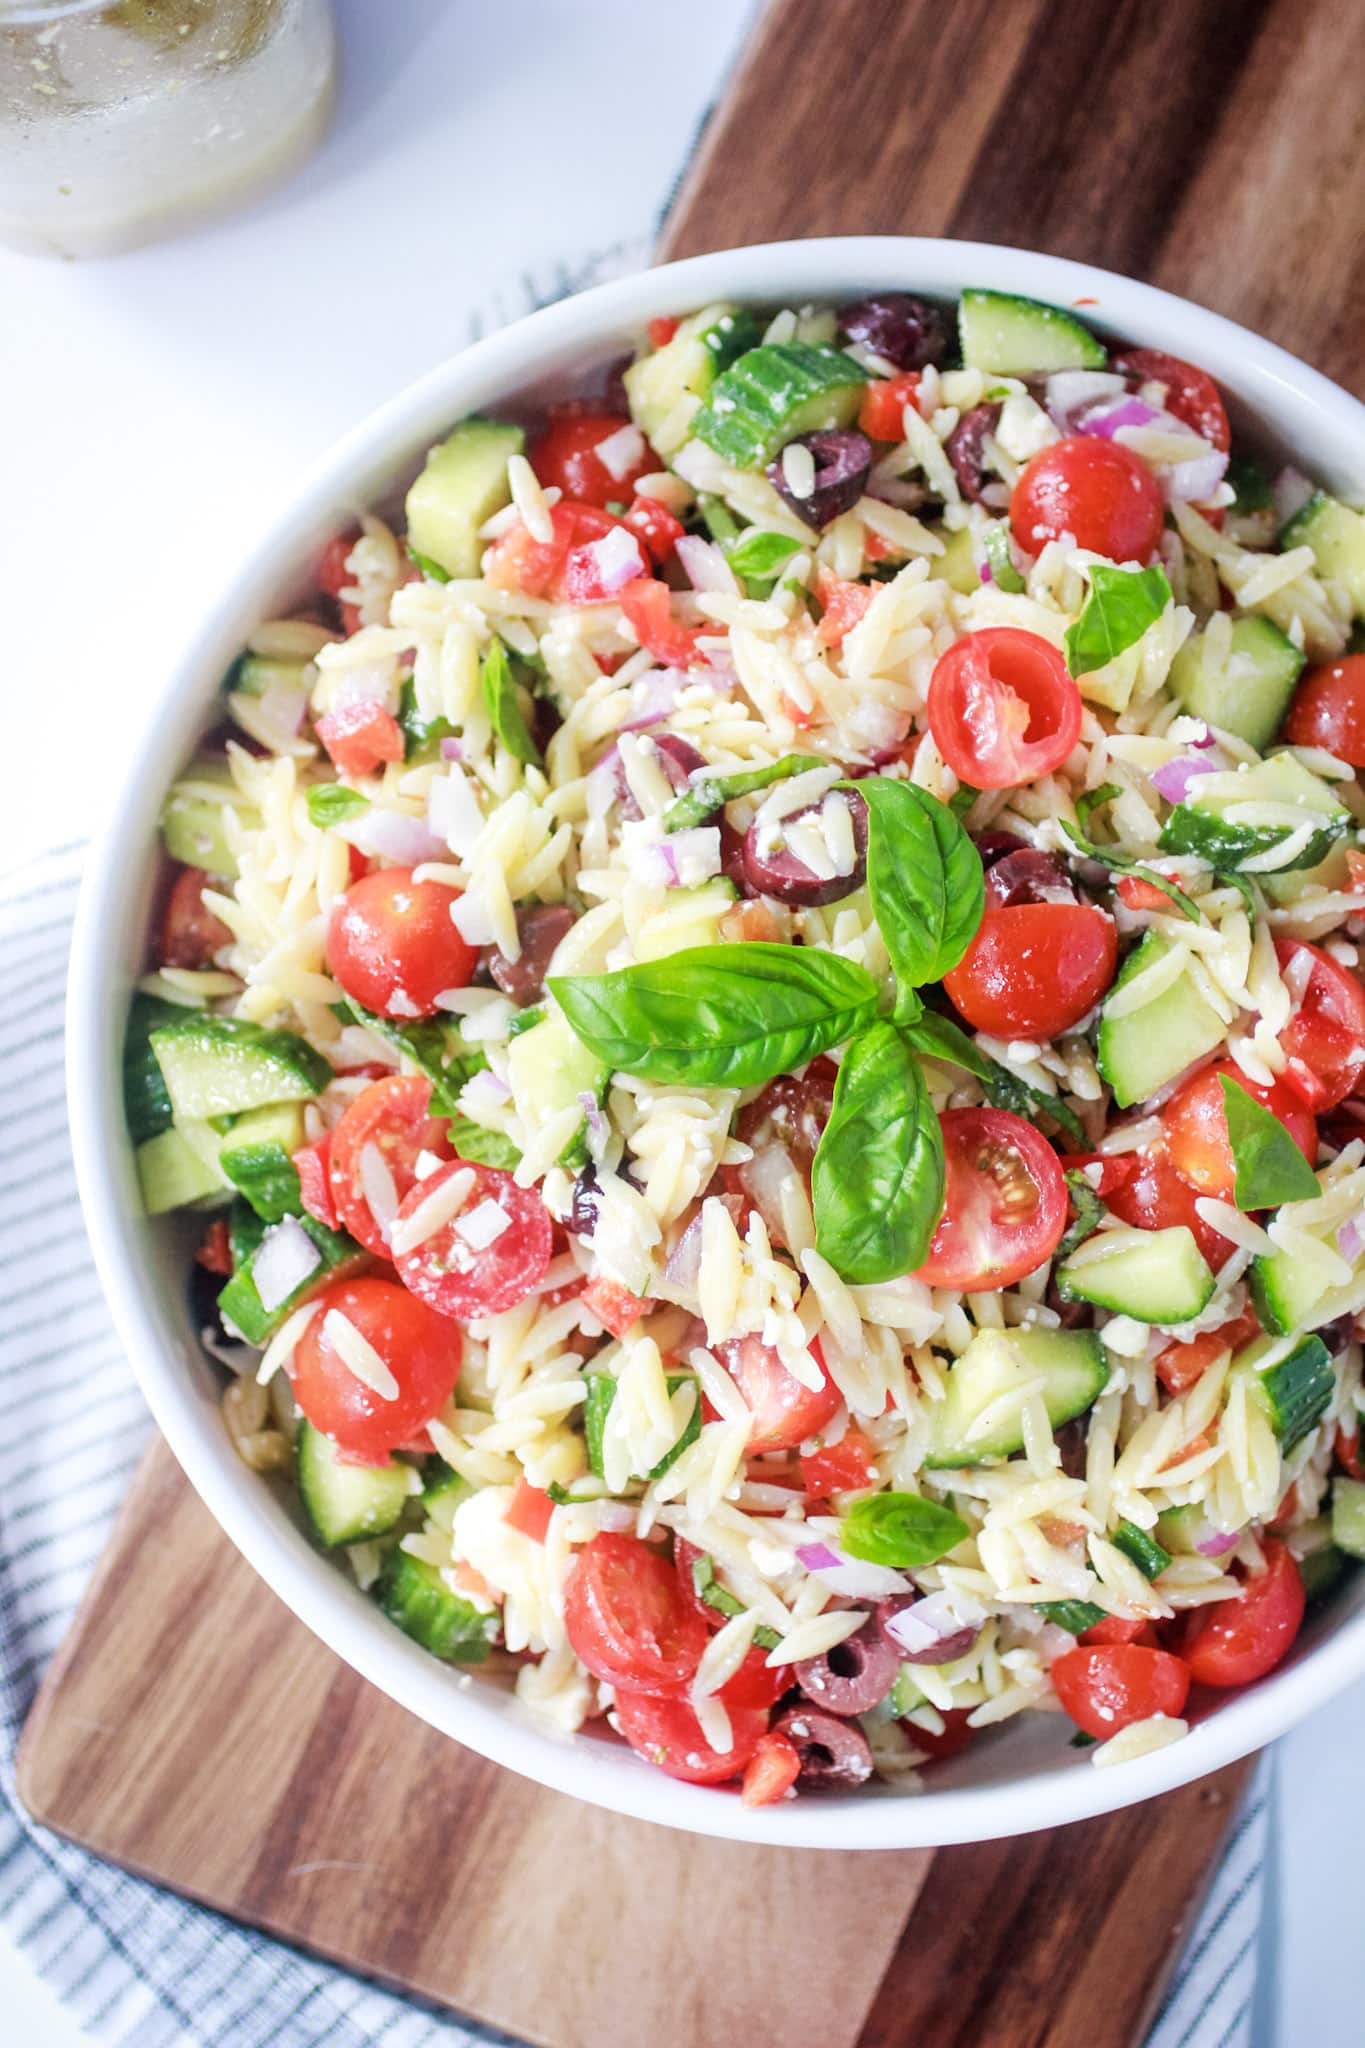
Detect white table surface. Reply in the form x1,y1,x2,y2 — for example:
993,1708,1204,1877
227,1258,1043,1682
1,2,1360,2041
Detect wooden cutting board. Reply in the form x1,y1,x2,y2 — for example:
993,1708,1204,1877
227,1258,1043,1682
22,0,1362,2039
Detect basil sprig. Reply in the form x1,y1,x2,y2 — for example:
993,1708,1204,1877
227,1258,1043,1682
856,778,984,1006
900,1009,1086,1147
724,529,802,579
550,943,880,1088
1220,1075,1319,1210
840,1490,969,1568
664,753,816,833
812,1023,945,1283
481,638,541,767
1064,564,1172,678
1058,1169,1106,1258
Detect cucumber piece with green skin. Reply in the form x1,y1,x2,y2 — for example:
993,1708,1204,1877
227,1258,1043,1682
377,1549,498,1662
219,1102,305,1221
232,654,310,699
957,289,1106,376
1331,1477,1365,1559
982,521,1026,593
217,1214,366,1346
1157,752,1350,873
1037,1599,1108,1635
228,1196,267,1270
1156,1502,1227,1557
160,755,259,878
1299,1542,1346,1601
1056,1225,1215,1325
1167,616,1306,752
149,1013,331,1121
624,304,762,455
506,1008,608,1172
691,344,868,470
584,1370,700,1483
421,1459,473,1527
1248,1216,1352,1337
1279,492,1365,616
136,1124,229,1214
1096,933,1227,1109
663,753,816,833
296,1420,410,1548
889,1666,925,1716
924,1327,1109,1469
633,877,739,962
1231,1332,1334,1451
404,417,524,580
124,993,183,1144
1112,1519,1172,1578
932,523,980,595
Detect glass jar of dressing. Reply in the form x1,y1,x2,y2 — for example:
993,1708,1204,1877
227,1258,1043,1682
0,0,336,257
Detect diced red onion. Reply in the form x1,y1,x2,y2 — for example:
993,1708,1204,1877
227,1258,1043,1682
636,838,681,887
879,1591,980,1662
796,1541,910,1599
738,1143,798,1250
1077,395,1165,440
864,474,924,510
341,808,447,866
1186,722,1218,750
1273,466,1315,527
1337,1215,1365,1264
440,736,464,761
1151,754,1221,805
1044,370,1126,429
578,1091,608,1151
796,1542,841,1572
1163,448,1230,505
675,534,740,596
1196,1530,1240,1558
620,667,691,732
979,556,993,584
461,1068,512,1114
662,1210,705,1295
254,1216,322,1312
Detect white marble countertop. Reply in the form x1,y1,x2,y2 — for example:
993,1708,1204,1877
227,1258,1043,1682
1,1,1359,2040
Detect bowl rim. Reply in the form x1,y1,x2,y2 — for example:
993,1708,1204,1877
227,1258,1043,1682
66,234,1365,1849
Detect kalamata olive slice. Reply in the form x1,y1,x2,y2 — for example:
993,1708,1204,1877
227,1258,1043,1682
836,292,949,371
774,1705,874,1787
568,1166,602,1239
487,903,576,1006
616,733,708,822
983,848,1077,908
1054,1418,1090,1481
740,788,868,907
795,1617,900,1713
945,402,1003,504
767,429,873,529
876,1599,980,1666
736,1058,838,1173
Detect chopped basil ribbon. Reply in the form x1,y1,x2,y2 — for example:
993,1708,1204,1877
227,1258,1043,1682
1058,1169,1106,1258
481,637,542,766
840,1490,969,1569
723,529,803,579
1063,784,1203,922
305,783,369,828
338,998,520,1170
899,1010,1086,1148
1219,1074,1320,1211
663,752,816,833
1064,564,1172,678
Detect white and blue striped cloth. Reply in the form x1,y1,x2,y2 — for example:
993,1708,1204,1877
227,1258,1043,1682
0,241,1272,2043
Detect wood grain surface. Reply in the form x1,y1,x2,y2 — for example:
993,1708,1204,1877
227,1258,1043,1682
21,0,1339,2038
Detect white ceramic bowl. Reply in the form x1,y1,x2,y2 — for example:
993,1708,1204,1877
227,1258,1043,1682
67,238,1365,1848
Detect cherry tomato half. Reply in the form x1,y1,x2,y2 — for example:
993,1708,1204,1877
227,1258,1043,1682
291,1275,462,1461
326,867,477,1021
1183,1539,1305,1688
614,1689,768,1784
160,866,232,968
715,1332,842,1454
393,1158,553,1320
903,1705,975,1764
529,409,653,509
741,1730,802,1806
564,1532,708,1692
1051,1643,1190,1739
736,1058,838,1175
1162,1060,1316,1201
1011,437,1165,563
1111,348,1231,454
319,530,363,635
858,372,922,442
315,701,404,779
1284,654,1365,766
485,501,626,602
1274,937,1365,1111
1104,1145,1233,1271
914,1107,1067,1291
927,628,1082,790
801,1427,877,1501
944,901,1116,1037
329,1074,453,1258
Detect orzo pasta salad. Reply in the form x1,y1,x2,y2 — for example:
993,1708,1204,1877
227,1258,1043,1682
128,285,1365,1800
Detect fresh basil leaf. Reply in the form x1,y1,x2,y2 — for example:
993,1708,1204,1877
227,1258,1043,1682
550,943,879,1087
1075,782,1122,836
306,783,370,829
338,1001,517,1167
1058,1169,1106,1258
811,1022,945,1283
1219,1074,1319,1210
855,778,984,990
408,547,451,584
839,1490,969,1569
901,1010,1086,1147
725,529,802,579
398,675,456,764
442,1117,521,1170
663,752,816,833
983,522,1025,593
1065,564,1172,678
689,1553,782,1648
481,638,542,767
948,781,980,821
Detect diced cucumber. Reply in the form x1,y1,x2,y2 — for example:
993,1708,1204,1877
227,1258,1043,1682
124,993,182,1144
889,1666,925,1716
925,1327,1109,1469
217,1214,366,1345
1260,838,1353,906
421,1459,473,1528
1157,752,1350,873
1156,1503,1226,1557
219,1103,306,1221
1167,616,1305,752
633,878,738,962
228,1196,267,1269
691,344,867,470
957,289,1106,376
1279,492,1365,617
1037,1599,1108,1635
1232,1332,1334,1451
233,654,310,699
584,1370,700,1482
1330,1477,1365,1559
932,522,980,595
1096,933,1227,1108
1299,1541,1346,1601
1056,1225,1215,1324
506,1007,608,1170
377,1549,498,1662
136,1124,229,1214
405,417,524,580
1112,1519,1172,1578
296,1420,410,1548
1249,1219,1352,1337
625,302,762,455
982,521,1026,593
150,1013,331,1121
160,755,259,878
